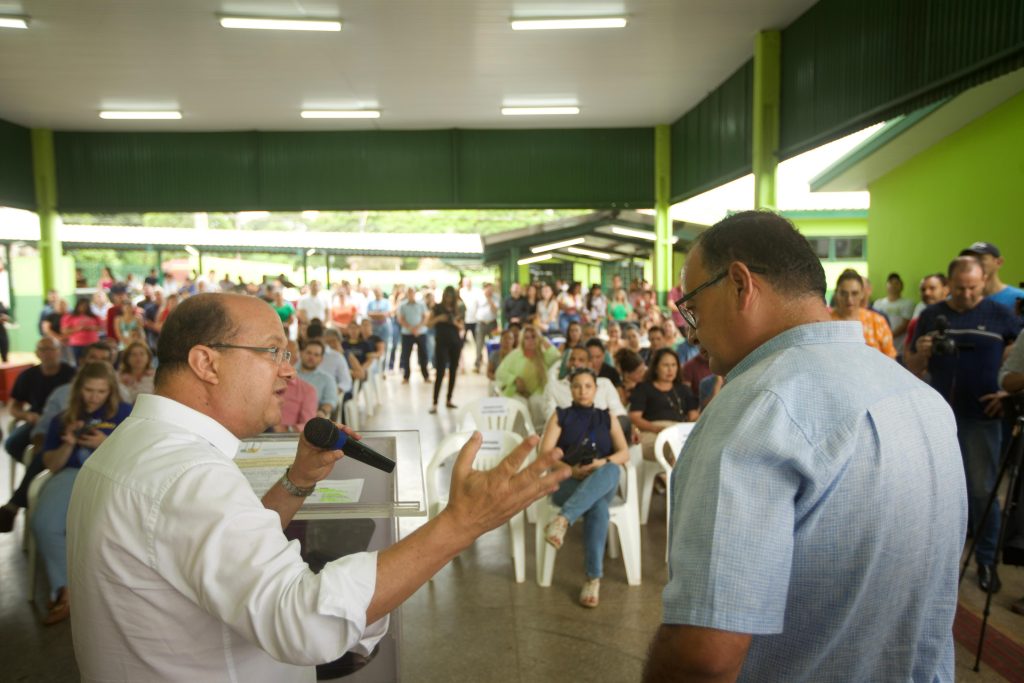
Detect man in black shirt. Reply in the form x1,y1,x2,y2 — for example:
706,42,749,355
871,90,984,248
3,336,76,473
502,282,532,326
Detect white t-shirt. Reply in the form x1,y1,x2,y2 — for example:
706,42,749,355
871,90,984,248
297,291,331,324
872,297,916,353
460,287,480,324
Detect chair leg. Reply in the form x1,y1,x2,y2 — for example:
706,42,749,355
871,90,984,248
608,523,620,559
535,506,557,587
509,511,525,583
615,517,643,586
27,518,37,602
640,462,659,525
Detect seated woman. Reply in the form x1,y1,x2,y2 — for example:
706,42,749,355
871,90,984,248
614,348,646,407
487,327,518,381
495,325,560,427
830,268,897,359
629,348,699,463
117,340,155,403
33,362,131,625
556,321,584,379
540,367,629,608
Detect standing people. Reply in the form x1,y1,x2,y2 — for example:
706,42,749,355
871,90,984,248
503,282,531,327
0,299,10,363
426,286,464,413
367,287,392,365
830,269,897,359
645,211,965,682
397,287,430,383
474,283,500,373
537,284,560,333
960,241,1024,313
907,256,1021,593
296,280,331,335
872,273,916,354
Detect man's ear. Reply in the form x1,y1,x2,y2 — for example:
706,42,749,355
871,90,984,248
188,345,221,385
727,261,758,312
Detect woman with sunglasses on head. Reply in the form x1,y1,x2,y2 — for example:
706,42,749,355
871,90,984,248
33,362,131,625
540,367,629,608
629,347,699,464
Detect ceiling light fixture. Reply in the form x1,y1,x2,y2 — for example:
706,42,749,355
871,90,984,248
610,226,678,243
530,237,585,253
502,106,580,116
301,110,381,119
219,16,342,31
510,17,627,31
0,16,29,29
517,254,555,265
567,246,615,260
99,111,182,120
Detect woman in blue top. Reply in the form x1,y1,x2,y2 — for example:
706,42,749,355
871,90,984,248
34,362,132,625
539,367,629,608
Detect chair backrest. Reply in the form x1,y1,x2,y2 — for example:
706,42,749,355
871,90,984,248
424,429,524,516
456,397,535,439
653,422,697,471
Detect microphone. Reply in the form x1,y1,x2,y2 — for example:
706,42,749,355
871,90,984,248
302,417,396,474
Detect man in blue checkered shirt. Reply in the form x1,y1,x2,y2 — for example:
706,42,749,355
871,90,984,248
645,212,965,682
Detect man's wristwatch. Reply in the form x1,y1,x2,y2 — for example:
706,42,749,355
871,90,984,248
280,467,316,497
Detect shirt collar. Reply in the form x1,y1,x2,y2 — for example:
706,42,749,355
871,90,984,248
726,321,864,384
130,394,241,460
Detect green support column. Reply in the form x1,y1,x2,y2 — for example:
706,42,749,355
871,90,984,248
302,251,309,284
654,124,673,305
325,254,331,287
197,250,203,276
31,129,62,294
752,30,781,211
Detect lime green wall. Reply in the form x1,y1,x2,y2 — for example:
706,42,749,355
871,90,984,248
868,89,1024,297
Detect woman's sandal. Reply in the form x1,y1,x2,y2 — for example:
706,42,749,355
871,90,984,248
544,515,569,550
579,578,600,608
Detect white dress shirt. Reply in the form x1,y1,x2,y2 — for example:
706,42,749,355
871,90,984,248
318,345,354,395
297,291,331,323
67,394,387,682
542,366,627,419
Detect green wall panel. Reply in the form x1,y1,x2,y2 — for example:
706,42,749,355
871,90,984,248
258,131,456,209
781,0,1024,159
52,128,654,212
670,60,753,202
0,119,34,210
457,129,654,208
56,132,261,212
867,89,1024,300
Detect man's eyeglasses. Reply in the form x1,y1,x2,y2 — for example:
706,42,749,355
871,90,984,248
207,343,293,365
674,265,767,329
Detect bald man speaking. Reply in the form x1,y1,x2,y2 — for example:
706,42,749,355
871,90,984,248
67,293,568,682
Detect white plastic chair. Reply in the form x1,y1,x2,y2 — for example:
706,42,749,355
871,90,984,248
534,430,642,587
455,396,536,440
424,429,527,583
7,417,22,495
341,380,361,431
640,422,696,525
26,468,52,602
644,423,695,562
360,361,379,417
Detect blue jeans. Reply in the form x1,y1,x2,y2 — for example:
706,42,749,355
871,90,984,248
31,467,79,601
558,312,581,334
552,463,620,579
956,417,1002,566
4,421,33,463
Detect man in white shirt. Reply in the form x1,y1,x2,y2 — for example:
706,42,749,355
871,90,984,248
297,280,331,330
66,293,568,682
473,282,500,372
544,346,626,419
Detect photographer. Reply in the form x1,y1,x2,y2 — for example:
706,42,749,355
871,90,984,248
539,367,629,608
908,256,1021,593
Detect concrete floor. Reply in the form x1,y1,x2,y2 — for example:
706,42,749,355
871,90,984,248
1,354,1022,681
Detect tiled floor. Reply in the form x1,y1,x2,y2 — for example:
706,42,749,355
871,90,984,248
0,354,1022,681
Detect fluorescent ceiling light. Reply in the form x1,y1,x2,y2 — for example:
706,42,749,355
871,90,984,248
510,17,627,31
0,16,29,29
502,106,579,116
610,226,678,243
530,237,585,253
518,254,554,265
301,110,380,119
219,16,341,31
567,246,615,260
99,111,182,120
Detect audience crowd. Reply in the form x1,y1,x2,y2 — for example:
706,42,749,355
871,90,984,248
2,237,1023,622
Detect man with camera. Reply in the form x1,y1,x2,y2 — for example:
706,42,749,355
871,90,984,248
908,256,1021,593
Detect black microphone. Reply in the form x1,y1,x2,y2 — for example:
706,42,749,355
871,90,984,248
302,417,396,474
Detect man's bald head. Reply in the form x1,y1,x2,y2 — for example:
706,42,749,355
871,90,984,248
155,294,244,386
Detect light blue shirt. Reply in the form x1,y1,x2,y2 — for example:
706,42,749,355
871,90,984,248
397,301,426,333
664,321,965,682
318,345,353,395
295,368,337,409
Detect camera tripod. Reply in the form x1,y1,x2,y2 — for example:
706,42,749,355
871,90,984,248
957,413,1024,672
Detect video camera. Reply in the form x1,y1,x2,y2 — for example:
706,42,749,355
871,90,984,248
931,315,958,357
